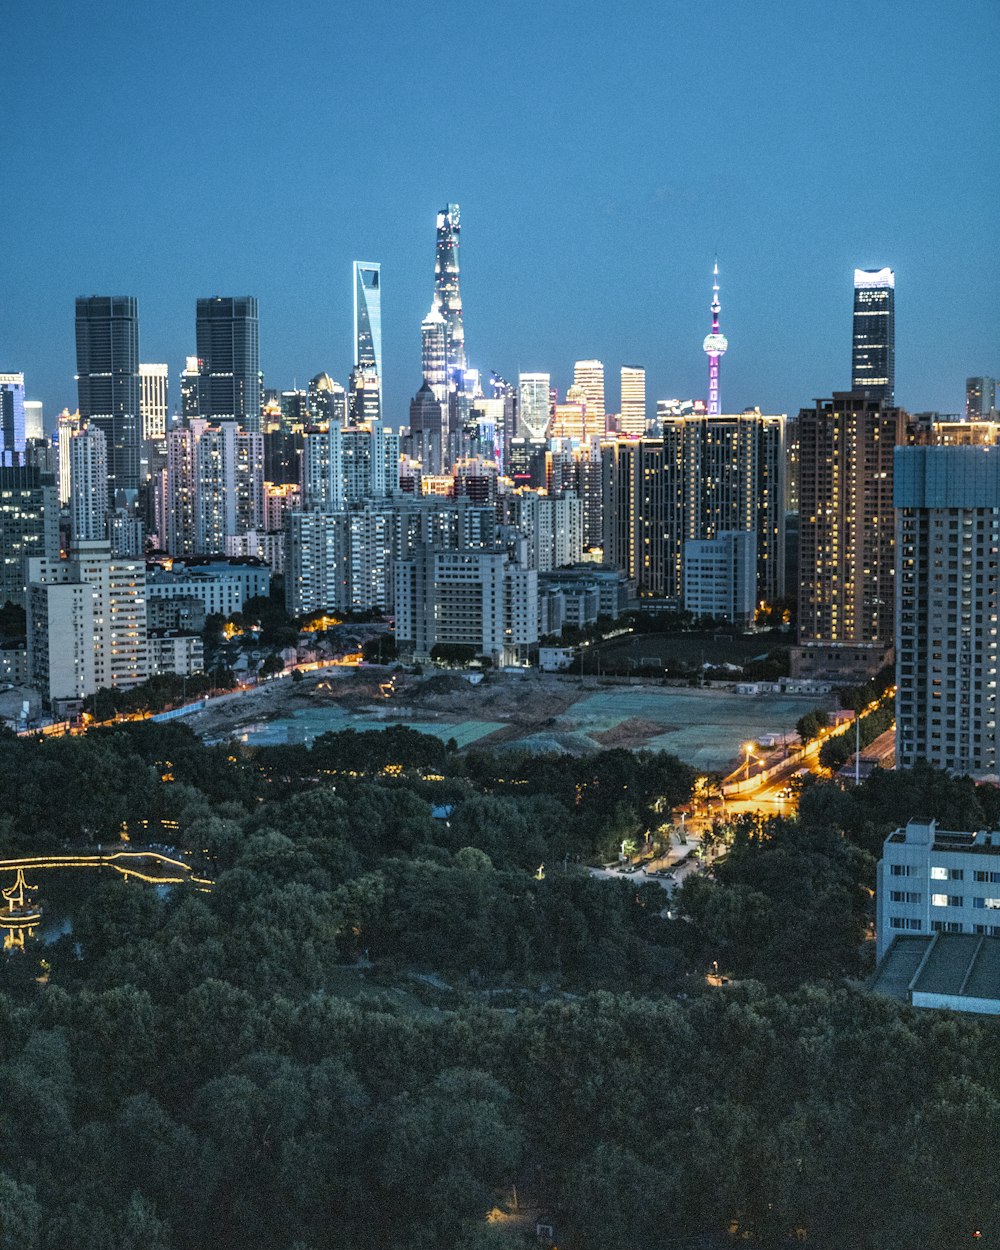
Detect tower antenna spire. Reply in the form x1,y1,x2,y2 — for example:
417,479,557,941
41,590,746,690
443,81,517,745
703,259,728,416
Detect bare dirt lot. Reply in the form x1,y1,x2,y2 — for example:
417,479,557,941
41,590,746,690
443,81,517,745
187,667,830,773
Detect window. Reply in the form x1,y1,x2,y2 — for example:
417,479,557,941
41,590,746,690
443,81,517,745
973,898,1000,910
973,870,1000,883
890,891,922,904
932,894,948,907
890,864,915,877
890,917,922,931
930,867,963,880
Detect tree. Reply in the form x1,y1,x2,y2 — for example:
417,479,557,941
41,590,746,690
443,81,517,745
796,709,829,742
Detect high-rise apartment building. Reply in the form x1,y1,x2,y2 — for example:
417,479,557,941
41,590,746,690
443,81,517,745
794,392,906,680
0,466,59,607
195,298,261,432
966,377,997,422
139,363,169,452
57,410,81,505
75,296,141,501
619,366,647,436
163,420,263,556
504,491,583,571
895,445,1000,777
69,426,110,542
0,373,26,466
852,268,895,404
518,373,551,440
602,411,785,604
27,539,148,703
572,361,605,427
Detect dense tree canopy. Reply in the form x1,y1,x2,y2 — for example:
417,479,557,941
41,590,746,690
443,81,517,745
0,722,995,1247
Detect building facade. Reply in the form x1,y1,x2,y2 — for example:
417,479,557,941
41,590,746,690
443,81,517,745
794,392,905,679
851,268,895,404
619,366,647,436
684,530,757,625
69,425,110,542
895,444,1000,778
75,295,141,501
876,818,1000,961
0,466,59,607
195,297,261,432
0,373,26,467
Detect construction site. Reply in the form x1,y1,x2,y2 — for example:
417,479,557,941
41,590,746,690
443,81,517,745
188,667,833,775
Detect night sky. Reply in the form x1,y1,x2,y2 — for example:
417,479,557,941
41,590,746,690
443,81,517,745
4,0,998,430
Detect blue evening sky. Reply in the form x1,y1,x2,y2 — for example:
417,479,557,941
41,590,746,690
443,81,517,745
3,0,998,430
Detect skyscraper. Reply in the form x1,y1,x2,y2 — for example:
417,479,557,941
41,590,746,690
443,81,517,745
139,363,169,451
433,204,466,385
353,262,382,379
352,263,382,426
0,373,26,467
75,296,141,501
518,373,551,440
703,263,728,417
794,392,906,680
619,366,647,436
0,465,59,607
966,377,997,422
308,373,347,424
69,425,110,542
573,361,605,426
895,445,1000,778
421,305,448,398
23,401,43,443
195,297,261,432
852,268,895,404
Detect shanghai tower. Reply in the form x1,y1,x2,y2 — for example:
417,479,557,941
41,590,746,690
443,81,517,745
433,204,466,386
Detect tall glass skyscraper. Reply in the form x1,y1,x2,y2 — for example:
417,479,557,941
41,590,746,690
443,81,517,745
353,262,382,379
852,268,895,404
195,297,261,433
75,296,141,502
0,373,26,467
433,204,466,385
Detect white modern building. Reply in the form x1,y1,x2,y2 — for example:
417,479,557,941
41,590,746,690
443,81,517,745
139,363,169,448
876,818,1000,961
517,373,551,441
619,365,647,436
27,540,148,705
147,630,204,678
69,425,109,542
395,545,538,667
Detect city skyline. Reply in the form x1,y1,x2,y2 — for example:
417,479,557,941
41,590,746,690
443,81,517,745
3,1,997,428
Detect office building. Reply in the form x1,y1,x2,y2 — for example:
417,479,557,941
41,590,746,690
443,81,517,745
75,296,142,502
573,360,605,427
619,366,647,436
350,262,382,426
433,204,466,385
180,356,201,419
518,373,551,440
0,466,60,608
195,297,261,432
405,381,446,475
395,545,537,668
27,539,148,703
421,305,448,400
308,373,347,424
684,531,757,625
966,377,997,423
139,363,169,452
69,425,110,542
895,445,1000,778
852,268,895,404
876,818,1000,962
0,374,26,467
794,392,905,681
23,400,43,444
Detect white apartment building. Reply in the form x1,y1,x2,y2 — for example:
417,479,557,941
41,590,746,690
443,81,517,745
507,491,583,572
395,545,538,668
147,630,204,678
69,425,109,542
877,818,1000,961
27,540,147,704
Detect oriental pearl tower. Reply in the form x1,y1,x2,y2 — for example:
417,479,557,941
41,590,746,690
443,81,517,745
703,261,728,416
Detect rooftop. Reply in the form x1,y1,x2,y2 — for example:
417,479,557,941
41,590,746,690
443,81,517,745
872,933,1000,1012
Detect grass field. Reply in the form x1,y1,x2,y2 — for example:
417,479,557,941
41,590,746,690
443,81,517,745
594,630,786,669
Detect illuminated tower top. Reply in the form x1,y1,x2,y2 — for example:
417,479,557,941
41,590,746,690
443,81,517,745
702,261,728,417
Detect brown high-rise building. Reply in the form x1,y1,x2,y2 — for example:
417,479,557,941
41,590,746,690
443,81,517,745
793,391,907,681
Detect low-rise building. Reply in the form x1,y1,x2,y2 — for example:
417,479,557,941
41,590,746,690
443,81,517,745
147,630,204,678
876,817,1000,961
871,932,1000,1016
683,531,756,625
